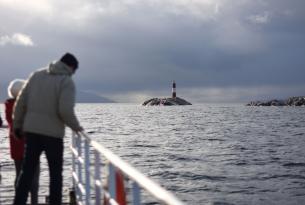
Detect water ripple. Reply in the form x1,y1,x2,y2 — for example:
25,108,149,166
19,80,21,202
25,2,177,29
1,104,305,205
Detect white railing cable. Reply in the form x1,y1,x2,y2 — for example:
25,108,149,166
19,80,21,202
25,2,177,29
71,131,185,205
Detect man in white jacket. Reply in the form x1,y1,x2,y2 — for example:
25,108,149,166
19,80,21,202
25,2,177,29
13,53,83,205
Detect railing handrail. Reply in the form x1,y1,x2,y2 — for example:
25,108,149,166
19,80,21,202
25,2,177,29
76,131,185,205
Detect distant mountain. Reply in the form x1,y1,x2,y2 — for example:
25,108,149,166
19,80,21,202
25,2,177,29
76,90,115,103
0,85,115,103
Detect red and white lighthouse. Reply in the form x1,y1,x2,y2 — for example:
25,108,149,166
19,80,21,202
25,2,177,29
172,80,176,98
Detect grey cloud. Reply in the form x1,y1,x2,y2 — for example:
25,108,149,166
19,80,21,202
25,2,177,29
0,0,305,102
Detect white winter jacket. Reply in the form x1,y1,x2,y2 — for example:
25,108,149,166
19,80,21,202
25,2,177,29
13,61,81,138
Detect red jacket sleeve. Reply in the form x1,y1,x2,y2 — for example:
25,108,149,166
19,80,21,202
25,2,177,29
5,99,15,129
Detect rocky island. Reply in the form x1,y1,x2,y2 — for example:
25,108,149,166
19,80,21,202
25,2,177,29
142,81,192,106
246,96,305,106
142,96,192,106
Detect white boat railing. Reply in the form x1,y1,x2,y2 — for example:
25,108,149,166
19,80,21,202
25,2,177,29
70,131,185,205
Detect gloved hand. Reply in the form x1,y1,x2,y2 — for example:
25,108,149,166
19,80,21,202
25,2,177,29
14,128,23,140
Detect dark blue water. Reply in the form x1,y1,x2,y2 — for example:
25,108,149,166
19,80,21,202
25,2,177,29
1,104,305,205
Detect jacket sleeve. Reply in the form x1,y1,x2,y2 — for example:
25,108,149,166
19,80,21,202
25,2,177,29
13,79,29,130
58,77,81,131
5,100,13,126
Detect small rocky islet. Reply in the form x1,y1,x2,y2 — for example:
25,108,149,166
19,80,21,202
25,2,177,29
142,81,192,106
246,96,305,106
142,97,192,106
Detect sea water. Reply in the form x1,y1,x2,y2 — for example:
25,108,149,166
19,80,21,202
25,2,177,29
0,104,305,205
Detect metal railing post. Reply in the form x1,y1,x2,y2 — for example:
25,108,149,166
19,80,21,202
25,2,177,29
94,151,102,205
85,139,91,205
70,132,77,205
77,133,83,203
72,132,76,187
108,164,116,201
132,182,141,205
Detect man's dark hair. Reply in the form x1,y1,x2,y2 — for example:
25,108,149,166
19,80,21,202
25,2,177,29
60,53,78,70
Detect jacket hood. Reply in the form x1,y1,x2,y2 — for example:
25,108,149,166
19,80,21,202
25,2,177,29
47,61,74,76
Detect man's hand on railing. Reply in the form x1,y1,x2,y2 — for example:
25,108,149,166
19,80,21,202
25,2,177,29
73,126,84,133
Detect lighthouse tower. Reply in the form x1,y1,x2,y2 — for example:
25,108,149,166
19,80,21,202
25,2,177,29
172,80,176,98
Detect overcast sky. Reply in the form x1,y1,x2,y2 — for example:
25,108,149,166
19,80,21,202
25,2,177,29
0,0,305,103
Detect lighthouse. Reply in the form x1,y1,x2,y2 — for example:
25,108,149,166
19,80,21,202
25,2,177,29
142,80,191,105
172,80,176,98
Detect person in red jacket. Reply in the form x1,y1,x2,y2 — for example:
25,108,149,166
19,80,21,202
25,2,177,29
5,79,39,205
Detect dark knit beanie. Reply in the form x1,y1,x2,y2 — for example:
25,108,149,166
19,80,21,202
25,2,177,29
60,53,79,69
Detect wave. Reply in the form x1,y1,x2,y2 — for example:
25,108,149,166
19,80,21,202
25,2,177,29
283,162,305,167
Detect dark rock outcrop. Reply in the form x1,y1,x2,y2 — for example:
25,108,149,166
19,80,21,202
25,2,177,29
286,96,305,106
246,96,305,106
142,97,192,106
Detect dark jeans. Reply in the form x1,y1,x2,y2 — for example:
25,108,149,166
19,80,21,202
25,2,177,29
14,159,40,205
14,132,64,205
